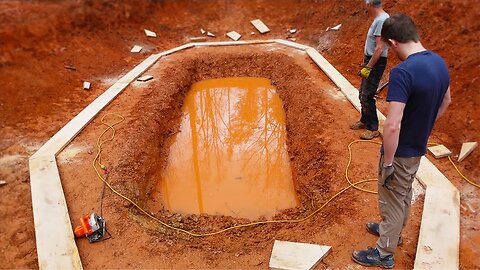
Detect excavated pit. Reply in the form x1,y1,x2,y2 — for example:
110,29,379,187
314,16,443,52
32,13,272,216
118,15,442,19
105,47,337,232
153,77,298,220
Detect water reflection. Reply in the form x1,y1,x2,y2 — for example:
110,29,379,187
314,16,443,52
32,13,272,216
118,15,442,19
159,77,298,220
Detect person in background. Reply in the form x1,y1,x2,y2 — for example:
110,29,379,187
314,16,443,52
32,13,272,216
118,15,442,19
350,0,389,140
352,13,451,268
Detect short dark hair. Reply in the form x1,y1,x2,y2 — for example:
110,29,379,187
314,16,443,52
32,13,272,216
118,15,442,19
365,0,382,8
381,13,420,43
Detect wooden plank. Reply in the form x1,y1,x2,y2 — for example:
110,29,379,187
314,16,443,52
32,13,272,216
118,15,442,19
414,186,460,270
416,156,457,189
130,45,142,53
226,31,242,41
274,39,311,51
269,240,331,270
189,36,207,42
29,156,82,270
251,19,270,34
158,43,195,57
144,29,157,37
458,141,478,162
428,144,452,158
31,53,161,158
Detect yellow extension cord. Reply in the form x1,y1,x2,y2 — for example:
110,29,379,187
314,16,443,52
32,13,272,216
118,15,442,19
93,113,478,237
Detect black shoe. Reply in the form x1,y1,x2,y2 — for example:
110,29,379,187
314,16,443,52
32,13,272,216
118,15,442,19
352,247,395,269
366,222,403,246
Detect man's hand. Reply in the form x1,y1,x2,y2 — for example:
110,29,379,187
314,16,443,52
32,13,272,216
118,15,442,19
359,66,372,78
379,164,394,186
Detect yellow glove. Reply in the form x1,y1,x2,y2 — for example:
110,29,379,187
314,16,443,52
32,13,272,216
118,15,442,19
359,66,372,78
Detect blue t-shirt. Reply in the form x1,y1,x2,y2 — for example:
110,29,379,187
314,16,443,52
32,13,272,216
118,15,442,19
386,50,450,157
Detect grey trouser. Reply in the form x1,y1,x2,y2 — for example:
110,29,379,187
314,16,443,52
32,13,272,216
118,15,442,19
376,154,421,256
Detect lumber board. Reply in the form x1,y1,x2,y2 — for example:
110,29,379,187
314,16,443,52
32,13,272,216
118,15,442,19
269,240,331,270
144,29,157,37
226,31,242,41
31,54,161,158
413,186,460,270
250,19,270,34
274,39,311,51
415,156,457,189
29,156,82,270
427,144,452,158
130,45,142,53
158,43,195,57
458,141,478,162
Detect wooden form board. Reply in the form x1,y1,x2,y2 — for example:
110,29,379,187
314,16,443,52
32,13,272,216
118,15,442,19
415,156,457,189
273,39,311,51
428,144,452,158
251,19,270,33
304,45,459,270
30,156,83,270
414,186,460,270
269,240,331,270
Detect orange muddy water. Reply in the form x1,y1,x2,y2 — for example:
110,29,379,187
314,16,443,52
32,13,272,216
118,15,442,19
157,77,298,220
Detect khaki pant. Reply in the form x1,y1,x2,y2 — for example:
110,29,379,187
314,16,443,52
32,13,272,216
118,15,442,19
376,154,421,256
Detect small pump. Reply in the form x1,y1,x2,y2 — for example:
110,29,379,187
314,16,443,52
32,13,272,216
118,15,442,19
74,213,106,243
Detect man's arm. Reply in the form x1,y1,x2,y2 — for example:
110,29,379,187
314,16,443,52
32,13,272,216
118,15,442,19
436,86,451,121
382,101,406,166
366,36,385,68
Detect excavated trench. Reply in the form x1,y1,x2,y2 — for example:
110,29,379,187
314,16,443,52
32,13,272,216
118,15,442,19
107,49,336,231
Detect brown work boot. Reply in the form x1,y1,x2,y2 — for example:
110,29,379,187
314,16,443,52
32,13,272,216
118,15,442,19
360,130,380,140
350,121,366,130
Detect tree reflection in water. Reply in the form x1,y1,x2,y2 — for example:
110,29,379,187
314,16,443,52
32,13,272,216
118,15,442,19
160,77,298,220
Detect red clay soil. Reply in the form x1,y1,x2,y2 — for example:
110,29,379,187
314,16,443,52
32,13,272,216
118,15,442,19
0,0,478,269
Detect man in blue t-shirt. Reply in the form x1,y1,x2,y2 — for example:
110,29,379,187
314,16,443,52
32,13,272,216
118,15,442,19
352,14,451,268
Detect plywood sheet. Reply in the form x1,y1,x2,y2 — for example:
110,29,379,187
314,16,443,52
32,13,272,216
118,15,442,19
458,141,478,162
226,31,242,41
251,19,270,34
428,144,452,158
269,240,331,270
